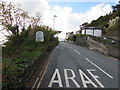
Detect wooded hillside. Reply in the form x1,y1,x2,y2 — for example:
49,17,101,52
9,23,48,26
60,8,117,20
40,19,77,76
89,1,120,40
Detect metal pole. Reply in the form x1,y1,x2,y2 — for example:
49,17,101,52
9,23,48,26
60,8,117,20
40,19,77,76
53,15,57,30
53,16,55,30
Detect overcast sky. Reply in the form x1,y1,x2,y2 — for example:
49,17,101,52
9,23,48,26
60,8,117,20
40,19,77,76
0,0,118,42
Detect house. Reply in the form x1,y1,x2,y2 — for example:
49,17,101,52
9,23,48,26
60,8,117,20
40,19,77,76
77,27,102,37
66,32,73,39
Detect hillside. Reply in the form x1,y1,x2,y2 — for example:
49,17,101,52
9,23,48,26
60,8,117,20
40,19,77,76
89,1,120,40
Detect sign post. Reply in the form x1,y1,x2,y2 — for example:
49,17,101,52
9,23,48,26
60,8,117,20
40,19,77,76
35,31,44,42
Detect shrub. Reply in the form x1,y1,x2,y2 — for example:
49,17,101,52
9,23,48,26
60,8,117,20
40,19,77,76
2,25,58,88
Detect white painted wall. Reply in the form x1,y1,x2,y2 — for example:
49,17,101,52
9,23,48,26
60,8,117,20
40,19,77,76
94,29,102,36
86,29,93,36
82,29,102,37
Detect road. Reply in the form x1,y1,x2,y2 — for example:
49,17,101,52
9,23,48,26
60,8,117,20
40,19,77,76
33,42,118,88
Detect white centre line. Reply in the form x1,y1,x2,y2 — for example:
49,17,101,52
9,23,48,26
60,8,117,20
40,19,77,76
85,58,113,79
74,49,81,55
56,46,59,48
66,44,72,49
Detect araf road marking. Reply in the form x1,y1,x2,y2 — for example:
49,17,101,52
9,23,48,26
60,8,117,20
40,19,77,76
87,69,104,88
79,69,97,88
74,49,81,55
64,69,80,87
48,69,105,88
48,69,63,87
85,58,113,79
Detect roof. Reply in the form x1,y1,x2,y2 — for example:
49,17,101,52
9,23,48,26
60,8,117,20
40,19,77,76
76,27,103,33
83,27,103,30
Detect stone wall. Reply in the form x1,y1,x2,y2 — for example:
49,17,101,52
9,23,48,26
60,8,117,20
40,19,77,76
75,36,120,59
107,45,119,59
87,36,120,59
75,36,88,46
87,37,108,54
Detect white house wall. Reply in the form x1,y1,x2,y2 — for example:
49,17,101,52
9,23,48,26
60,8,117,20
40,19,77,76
94,29,102,37
82,29,102,37
86,29,94,36
82,30,85,35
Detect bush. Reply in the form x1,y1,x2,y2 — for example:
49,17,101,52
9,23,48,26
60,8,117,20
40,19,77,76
2,26,58,89
106,21,120,36
2,58,18,88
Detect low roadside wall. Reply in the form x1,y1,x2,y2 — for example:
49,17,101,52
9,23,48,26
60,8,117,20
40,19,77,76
87,37,108,54
75,36,120,59
75,36,88,46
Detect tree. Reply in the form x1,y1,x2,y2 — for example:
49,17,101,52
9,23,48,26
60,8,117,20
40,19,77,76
112,1,120,11
20,11,29,30
0,1,43,36
30,13,43,28
0,1,23,35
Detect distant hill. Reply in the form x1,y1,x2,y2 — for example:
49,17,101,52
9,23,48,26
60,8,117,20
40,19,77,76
89,1,120,40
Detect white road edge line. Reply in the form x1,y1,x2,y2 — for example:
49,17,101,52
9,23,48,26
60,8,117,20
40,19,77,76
74,49,81,55
85,58,113,79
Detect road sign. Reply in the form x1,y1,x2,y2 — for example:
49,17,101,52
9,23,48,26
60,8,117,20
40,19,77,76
35,31,44,42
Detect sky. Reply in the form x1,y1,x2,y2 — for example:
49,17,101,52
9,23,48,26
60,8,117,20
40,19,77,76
0,0,119,42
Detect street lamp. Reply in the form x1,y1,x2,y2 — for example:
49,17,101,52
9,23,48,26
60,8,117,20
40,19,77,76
53,15,57,30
